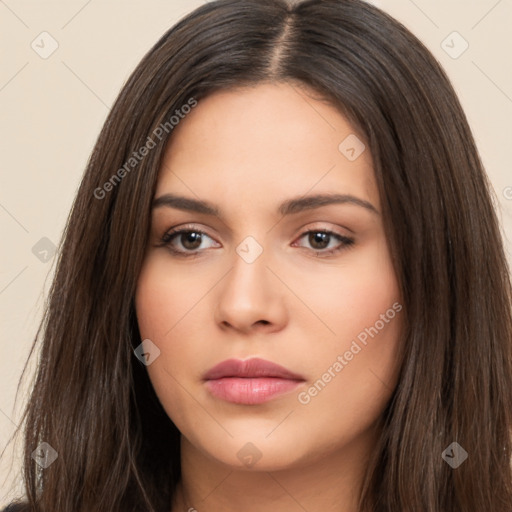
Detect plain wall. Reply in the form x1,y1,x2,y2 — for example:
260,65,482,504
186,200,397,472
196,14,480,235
1,0,511,504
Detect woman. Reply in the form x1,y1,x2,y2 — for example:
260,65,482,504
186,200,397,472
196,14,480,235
4,0,512,510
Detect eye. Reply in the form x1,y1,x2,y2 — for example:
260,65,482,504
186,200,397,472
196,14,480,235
293,229,355,256
157,226,355,258
159,226,219,257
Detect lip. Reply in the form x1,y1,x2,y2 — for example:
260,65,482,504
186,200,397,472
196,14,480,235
203,358,306,405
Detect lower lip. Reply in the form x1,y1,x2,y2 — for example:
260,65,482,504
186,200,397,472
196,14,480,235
205,377,304,404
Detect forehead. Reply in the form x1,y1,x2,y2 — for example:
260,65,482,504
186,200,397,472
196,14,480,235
156,82,379,214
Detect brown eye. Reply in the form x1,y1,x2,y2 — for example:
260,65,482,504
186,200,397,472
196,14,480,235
179,232,203,250
308,232,331,250
294,229,355,256
160,228,219,256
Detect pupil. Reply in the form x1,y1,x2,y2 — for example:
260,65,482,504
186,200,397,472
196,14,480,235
310,232,329,249
182,232,202,250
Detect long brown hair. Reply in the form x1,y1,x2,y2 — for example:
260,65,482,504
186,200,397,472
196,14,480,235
5,0,512,510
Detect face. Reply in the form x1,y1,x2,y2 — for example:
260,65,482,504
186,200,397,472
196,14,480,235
135,82,402,471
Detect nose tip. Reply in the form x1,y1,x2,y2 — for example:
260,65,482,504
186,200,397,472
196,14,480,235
214,253,287,334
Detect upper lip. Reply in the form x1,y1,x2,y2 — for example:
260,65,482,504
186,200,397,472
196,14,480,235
203,357,305,381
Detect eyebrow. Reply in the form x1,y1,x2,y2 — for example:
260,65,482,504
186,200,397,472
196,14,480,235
152,192,379,217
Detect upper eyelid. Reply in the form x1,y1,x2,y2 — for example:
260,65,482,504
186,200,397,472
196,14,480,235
163,222,350,237
164,224,216,240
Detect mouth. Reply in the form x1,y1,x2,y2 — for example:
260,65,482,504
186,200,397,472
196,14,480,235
203,357,306,405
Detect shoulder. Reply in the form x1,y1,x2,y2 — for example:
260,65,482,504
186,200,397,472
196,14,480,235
1,504,27,512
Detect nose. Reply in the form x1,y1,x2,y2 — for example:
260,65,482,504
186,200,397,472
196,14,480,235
214,245,288,334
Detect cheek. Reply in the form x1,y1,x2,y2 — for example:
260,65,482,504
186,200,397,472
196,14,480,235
293,304,402,460
296,312,401,443
134,257,213,429
294,236,400,346
292,240,402,432
135,254,212,341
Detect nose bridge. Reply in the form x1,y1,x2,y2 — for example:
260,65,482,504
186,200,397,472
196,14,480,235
235,234,266,266
214,232,285,331
227,233,269,296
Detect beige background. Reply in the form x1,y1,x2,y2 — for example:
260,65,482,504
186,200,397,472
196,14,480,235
1,0,511,504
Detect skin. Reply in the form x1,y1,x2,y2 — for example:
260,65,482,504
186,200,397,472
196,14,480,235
135,82,403,512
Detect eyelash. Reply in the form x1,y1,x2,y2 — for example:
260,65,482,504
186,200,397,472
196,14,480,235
157,225,355,258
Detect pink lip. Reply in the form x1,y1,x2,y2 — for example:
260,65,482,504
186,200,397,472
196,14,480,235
203,358,305,405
